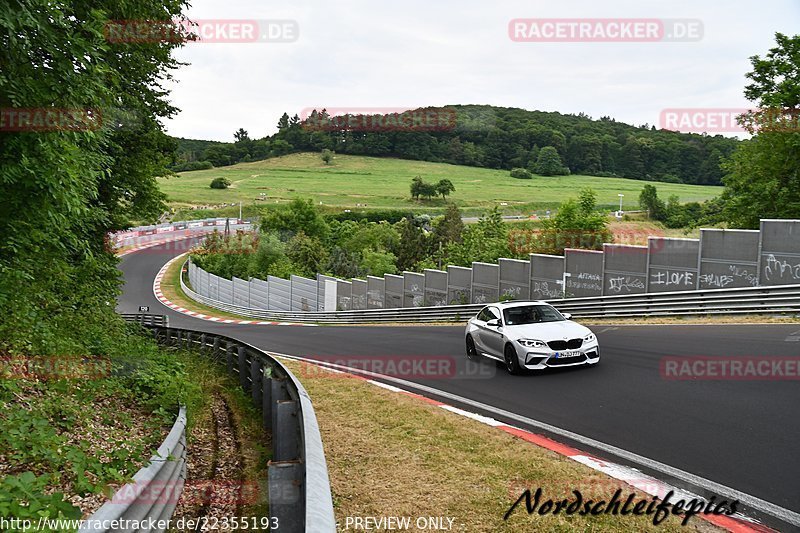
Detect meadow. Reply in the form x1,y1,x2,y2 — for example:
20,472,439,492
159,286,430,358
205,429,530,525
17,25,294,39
158,152,723,216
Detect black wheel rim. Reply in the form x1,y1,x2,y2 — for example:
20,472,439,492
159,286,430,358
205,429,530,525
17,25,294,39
505,348,514,371
466,337,476,359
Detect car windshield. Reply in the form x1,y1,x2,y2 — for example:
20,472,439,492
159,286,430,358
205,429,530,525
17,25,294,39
503,305,565,325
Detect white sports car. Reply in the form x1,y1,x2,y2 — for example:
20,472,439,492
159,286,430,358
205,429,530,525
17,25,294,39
465,301,600,374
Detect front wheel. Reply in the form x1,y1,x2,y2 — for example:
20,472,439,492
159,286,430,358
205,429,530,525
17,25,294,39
465,335,478,360
504,344,522,375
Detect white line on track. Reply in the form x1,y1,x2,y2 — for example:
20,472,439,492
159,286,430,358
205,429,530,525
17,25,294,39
273,351,799,530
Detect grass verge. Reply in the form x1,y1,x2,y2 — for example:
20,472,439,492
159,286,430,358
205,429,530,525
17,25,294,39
279,358,724,532
159,255,254,321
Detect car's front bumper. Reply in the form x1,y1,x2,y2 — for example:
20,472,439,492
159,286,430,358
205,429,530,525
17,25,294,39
517,342,600,370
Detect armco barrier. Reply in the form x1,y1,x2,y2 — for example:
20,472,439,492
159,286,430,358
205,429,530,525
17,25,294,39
80,406,187,533
101,316,335,533
179,262,800,323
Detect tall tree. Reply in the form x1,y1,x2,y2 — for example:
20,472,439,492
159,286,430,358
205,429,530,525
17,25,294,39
534,146,569,176
435,178,455,199
0,0,190,352
721,33,800,228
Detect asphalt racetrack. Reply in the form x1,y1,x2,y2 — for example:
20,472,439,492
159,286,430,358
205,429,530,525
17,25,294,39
118,240,800,527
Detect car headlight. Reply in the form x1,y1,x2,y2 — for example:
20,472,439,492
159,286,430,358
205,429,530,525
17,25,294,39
584,333,596,343
518,339,547,348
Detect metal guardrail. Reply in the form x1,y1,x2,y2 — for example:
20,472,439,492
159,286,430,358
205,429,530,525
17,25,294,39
115,316,335,533
119,313,170,327
80,407,187,533
180,266,800,323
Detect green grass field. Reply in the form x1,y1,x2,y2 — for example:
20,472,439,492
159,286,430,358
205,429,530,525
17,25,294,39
159,152,722,216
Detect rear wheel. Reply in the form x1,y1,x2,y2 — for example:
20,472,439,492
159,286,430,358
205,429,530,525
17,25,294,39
465,335,478,360
504,343,522,375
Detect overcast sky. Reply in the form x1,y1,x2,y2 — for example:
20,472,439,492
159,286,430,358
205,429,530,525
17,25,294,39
163,0,799,142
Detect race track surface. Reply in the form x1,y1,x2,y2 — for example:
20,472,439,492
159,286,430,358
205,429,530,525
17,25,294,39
117,241,800,522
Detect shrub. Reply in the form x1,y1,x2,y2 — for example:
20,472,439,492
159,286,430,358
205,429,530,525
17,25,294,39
210,177,231,189
510,168,532,179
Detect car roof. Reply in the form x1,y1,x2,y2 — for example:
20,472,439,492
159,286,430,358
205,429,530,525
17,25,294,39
487,300,550,308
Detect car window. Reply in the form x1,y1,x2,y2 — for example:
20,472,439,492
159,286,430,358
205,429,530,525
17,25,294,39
503,305,565,325
487,307,501,321
476,307,492,322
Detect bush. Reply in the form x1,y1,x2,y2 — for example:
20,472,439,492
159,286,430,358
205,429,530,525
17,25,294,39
325,209,410,225
510,168,533,179
210,177,231,189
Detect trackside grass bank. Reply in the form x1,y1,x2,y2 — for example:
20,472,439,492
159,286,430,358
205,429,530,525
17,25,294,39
279,359,724,532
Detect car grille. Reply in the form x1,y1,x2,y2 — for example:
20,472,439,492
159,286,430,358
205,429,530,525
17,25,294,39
547,338,583,350
547,353,587,366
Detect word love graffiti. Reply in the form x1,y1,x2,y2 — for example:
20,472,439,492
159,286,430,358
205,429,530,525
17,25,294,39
649,270,694,287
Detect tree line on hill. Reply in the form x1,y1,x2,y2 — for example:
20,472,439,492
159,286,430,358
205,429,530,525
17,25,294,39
173,105,739,186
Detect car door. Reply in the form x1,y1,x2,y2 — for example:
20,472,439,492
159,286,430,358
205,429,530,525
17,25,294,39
472,307,492,353
478,306,505,357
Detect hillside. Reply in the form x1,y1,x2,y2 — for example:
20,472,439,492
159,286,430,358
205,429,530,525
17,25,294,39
172,104,739,186
158,152,722,214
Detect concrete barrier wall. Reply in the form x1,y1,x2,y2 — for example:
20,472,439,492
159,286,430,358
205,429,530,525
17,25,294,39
291,275,318,312
699,229,760,289
603,244,648,295
336,279,352,311
647,237,700,293
471,262,499,304
218,277,233,304
316,274,339,311
384,274,404,309
447,266,471,305
564,249,604,298
351,279,368,310
403,271,426,308
424,269,448,307
250,277,270,310
233,277,250,307
183,217,797,313
268,275,292,311
367,276,385,309
529,254,564,300
759,219,800,286
499,258,530,302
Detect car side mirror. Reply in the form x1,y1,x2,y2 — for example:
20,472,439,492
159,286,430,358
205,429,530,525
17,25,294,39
486,318,501,327
562,313,572,320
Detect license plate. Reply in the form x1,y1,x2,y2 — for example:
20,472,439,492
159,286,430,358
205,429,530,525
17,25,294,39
555,351,581,359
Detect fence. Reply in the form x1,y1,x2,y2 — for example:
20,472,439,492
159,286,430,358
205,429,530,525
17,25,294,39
112,218,251,248
89,316,336,532
182,269,800,323
183,219,800,318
